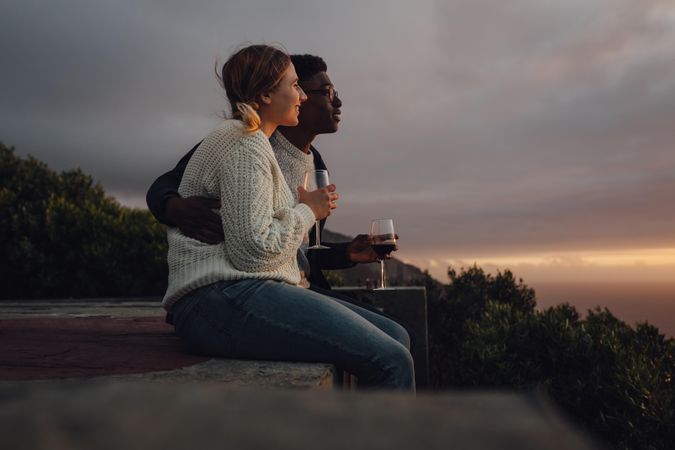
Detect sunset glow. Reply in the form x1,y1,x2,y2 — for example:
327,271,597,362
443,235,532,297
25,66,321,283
404,247,675,283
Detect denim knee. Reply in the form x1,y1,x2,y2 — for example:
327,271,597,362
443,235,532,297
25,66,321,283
370,341,415,391
389,322,412,351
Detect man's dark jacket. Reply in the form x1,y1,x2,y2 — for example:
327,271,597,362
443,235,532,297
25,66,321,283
146,141,355,290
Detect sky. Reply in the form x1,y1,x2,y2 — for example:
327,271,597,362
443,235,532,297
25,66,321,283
2,0,674,283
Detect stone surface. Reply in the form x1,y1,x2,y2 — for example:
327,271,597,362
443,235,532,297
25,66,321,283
0,382,601,450
0,298,164,318
0,315,207,380
81,359,335,389
0,301,334,389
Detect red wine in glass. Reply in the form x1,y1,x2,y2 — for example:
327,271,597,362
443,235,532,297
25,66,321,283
370,219,396,289
372,236,397,259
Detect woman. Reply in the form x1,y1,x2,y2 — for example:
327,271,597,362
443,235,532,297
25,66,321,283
163,44,415,390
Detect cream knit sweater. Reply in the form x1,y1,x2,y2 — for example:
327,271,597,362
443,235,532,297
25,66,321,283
269,130,315,286
162,120,317,311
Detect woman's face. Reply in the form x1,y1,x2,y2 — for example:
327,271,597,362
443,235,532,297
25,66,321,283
263,64,308,127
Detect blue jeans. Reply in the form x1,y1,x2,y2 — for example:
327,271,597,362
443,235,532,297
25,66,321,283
172,280,415,391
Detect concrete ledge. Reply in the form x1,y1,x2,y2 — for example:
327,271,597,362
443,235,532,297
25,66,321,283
0,298,165,318
1,359,335,390
0,300,335,389
0,382,601,450
108,359,335,388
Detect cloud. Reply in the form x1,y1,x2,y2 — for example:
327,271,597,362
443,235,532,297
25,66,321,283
328,0,675,256
2,0,674,267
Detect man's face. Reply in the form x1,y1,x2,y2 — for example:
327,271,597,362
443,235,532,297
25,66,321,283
297,71,342,135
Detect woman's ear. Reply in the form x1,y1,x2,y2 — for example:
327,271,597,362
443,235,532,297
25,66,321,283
259,92,272,106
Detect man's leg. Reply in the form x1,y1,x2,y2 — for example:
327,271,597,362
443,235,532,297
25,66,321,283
308,285,416,352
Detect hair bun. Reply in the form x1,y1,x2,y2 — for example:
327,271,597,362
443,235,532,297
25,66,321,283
235,102,262,134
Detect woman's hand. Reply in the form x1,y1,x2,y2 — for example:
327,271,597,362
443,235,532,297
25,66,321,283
297,184,338,220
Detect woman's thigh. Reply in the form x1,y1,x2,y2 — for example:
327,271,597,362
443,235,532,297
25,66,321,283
172,280,414,383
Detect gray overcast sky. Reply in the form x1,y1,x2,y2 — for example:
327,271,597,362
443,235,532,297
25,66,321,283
2,0,675,281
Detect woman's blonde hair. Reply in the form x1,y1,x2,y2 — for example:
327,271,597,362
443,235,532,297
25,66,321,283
218,44,291,134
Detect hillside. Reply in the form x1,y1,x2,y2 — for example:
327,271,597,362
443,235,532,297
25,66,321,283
321,229,443,289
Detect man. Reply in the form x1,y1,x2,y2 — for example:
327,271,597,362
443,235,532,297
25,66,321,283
147,54,381,291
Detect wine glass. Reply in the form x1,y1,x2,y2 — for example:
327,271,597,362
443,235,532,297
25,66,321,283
370,218,397,290
303,169,331,250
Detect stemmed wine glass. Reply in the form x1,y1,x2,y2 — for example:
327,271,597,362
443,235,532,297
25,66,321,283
303,169,331,250
370,218,397,290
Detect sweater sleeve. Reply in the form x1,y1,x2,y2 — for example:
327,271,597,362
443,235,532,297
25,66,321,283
218,136,316,274
146,142,201,225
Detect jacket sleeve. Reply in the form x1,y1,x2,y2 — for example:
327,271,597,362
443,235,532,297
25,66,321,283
218,136,316,274
307,220,356,270
146,142,201,225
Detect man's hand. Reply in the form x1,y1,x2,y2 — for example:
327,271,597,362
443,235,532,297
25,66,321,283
346,234,381,263
165,196,224,244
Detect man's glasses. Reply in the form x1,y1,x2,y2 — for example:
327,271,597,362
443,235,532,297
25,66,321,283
304,87,339,102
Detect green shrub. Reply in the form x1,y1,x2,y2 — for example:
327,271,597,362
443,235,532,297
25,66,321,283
427,265,675,449
0,142,167,298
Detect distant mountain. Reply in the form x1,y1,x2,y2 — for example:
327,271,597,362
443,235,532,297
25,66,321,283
320,229,444,288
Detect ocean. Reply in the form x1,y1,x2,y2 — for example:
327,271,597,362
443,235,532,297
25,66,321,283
532,282,675,338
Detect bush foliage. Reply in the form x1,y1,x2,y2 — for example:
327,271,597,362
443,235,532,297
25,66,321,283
0,142,167,298
423,266,674,449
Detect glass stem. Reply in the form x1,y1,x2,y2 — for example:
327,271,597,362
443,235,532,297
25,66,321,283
380,259,386,289
315,221,321,247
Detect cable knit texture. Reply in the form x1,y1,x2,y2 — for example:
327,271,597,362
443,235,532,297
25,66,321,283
162,120,316,311
269,131,315,286
269,131,314,202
